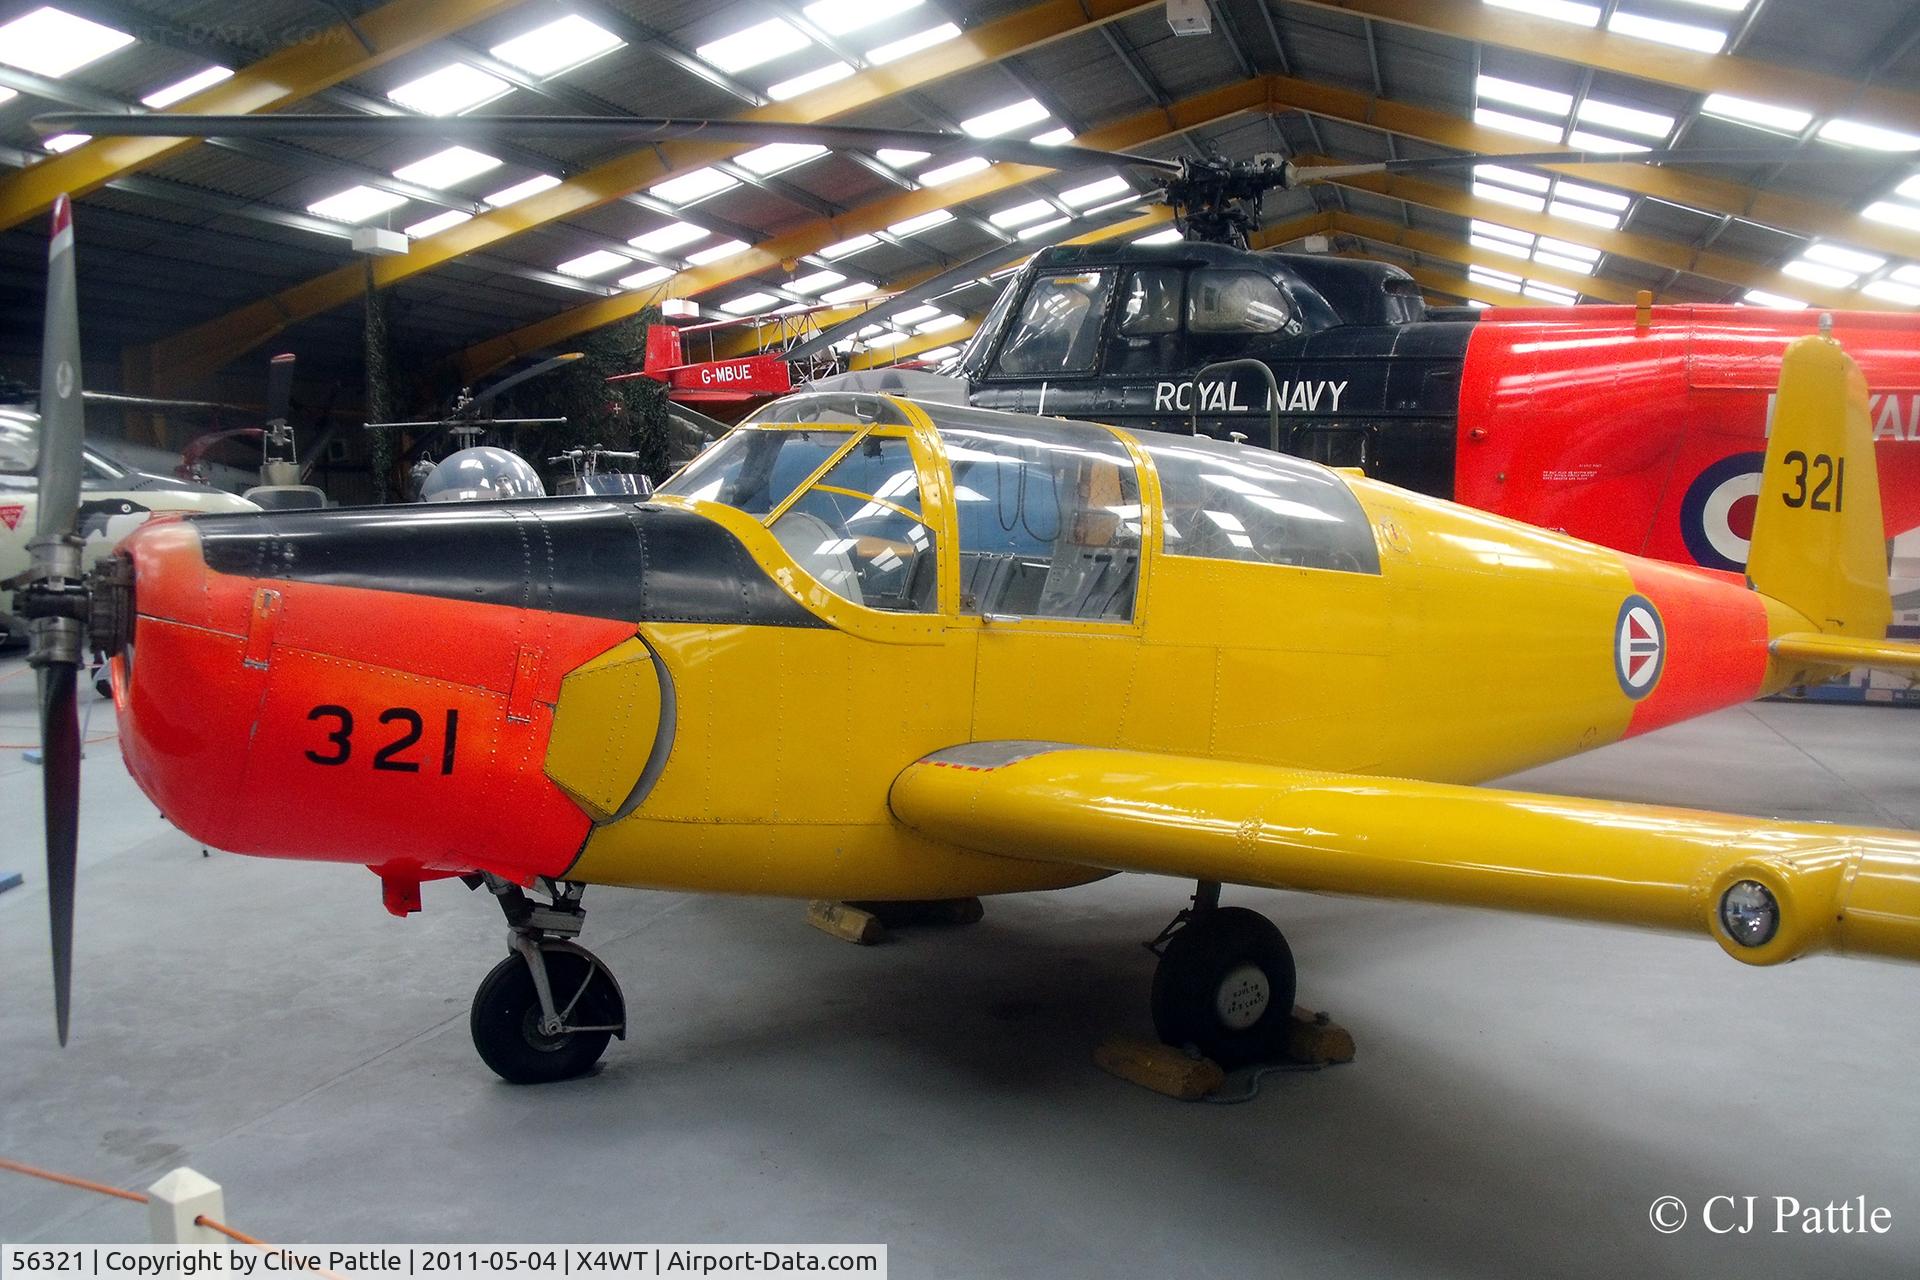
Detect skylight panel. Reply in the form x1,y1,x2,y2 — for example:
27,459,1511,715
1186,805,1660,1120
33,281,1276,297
1566,130,1650,153
1605,11,1726,53
963,98,1051,138
821,233,879,258
485,174,561,207
868,23,961,64
917,312,966,333
721,292,778,314
1523,283,1578,304
1472,234,1531,258
822,281,878,302
1577,99,1674,139
1668,0,1746,10
1470,219,1534,245
1802,244,1885,273
918,345,963,360
1742,289,1806,309
1894,265,1920,287
1898,175,1920,200
42,132,89,153
1554,182,1630,211
1032,127,1075,146
1018,216,1072,240
1817,119,1920,151
1063,175,1130,207
1475,75,1573,116
1862,280,1920,306
1865,201,1920,231
631,222,707,253
894,304,941,325
877,149,931,169
789,270,845,293
686,239,749,266
1474,108,1563,142
888,209,953,236
1483,0,1599,25
735,143,829,175
0,6,133,78
557,250,630,279
388,63,512,114
619,265,674,290
805,0,924,34
992,199,1056,228
1475,165,1551,192
1533,250,1595,275
1780,260,1857,288
308,186,409,224
697,19,811,73
1134,227,1184,245
650,167,738,204
142,66,233,109
1469,267,1522,291
1701,94,1812,136
1537,236,1600,261
920,156,990,185
491,15,624,77
1473,182,1547,213
0,87,13,106
392,146,502,188
1548,200,1622,229
769,61,854,100
406,209,472,238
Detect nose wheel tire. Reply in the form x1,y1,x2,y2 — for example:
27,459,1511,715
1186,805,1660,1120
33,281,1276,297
1150,906,1296,1068
470,948,621,1084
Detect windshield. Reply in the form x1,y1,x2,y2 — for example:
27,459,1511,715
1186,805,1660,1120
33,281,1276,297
656,427,854,516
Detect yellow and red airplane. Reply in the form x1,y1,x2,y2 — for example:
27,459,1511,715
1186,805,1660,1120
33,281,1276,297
17,198,1920,1084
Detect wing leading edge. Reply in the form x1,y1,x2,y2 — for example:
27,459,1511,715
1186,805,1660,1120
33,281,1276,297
889,743,1920,967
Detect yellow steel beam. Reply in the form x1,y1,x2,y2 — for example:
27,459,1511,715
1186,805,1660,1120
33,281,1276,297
1265,75,1920,263
1293,154,1867,310
1326,211,1643,303
140,0,1165,390
1291,0,1920,135
0,0,526,231
455,82,1266,379
847,324,979,370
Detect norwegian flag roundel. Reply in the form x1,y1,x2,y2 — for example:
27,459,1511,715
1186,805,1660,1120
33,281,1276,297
1614,594,1665,699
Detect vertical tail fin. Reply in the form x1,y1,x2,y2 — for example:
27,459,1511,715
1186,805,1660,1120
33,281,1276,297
1745,334,1890,639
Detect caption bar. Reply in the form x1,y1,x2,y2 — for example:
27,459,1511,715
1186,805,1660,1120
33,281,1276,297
2,1248,885,1280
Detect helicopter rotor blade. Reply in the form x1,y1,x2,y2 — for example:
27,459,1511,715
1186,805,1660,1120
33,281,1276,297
31,113,1187,177
471,351,584,408
1287,145,1903,185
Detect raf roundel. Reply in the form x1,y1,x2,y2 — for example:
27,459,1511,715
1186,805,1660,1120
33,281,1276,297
1679,451,1766,572
1614,594,1666,699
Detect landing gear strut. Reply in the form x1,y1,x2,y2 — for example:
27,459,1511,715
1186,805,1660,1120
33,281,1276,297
469,876,626,1084
1147,881,1297,1068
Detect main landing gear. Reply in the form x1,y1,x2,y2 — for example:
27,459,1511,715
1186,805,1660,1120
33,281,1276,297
1147,881,1297,1068
468,876,626,1084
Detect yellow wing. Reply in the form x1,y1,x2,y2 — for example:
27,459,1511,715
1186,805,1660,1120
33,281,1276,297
889,743,1920,967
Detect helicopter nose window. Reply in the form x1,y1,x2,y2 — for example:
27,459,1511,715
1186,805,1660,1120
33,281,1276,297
993,270,1115,377
769,435,938,612
1109,267,1185,378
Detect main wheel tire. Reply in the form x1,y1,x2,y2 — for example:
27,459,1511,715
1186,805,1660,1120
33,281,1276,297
1150,906,1297,1068
470,949,620,1084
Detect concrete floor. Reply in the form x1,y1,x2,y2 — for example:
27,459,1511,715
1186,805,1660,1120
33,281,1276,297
2,651,1917,1278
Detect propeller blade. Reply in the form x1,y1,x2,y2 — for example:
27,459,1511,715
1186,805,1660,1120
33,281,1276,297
36,194,82,539
266,352,295,425
31,113,1186,177
1289,146,1902,184
40,662,80,1046
472,351,583,407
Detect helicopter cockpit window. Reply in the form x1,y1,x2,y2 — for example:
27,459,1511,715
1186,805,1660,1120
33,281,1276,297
655,427,853,516
769,435,937,612
935,412,1143,622
1187,270,1290,335
1108,267,1185,379
1141,432,1380,575
993,271,1115,378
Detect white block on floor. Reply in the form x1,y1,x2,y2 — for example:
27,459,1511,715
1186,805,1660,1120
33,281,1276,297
147,1167,224,1244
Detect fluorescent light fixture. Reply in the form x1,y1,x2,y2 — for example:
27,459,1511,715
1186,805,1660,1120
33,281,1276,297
650,167,738,204
661,298,699,318
42,133,90,153
619,265,674,290
1606,11,1726,52
1548,200,1622,229
1134,227,1184,244
721,292,778,314
1472,234,1531,258
888,209,953,236
141,65,233,109
0,6,133,78
1780,260,1857,288
804,0,923,35
822,281,878,302
735,143,828,175
631,222,707,253
1555,181,1631,210
1474,108,1563,142
917,345,962,360
1476,75,1573,116
917,313,966,332
1533,250,1595,274
1865,201,1920,231
1032,127,1074,146
1483,0,1599,23
490,15,623,77
686,239,749,265
876,149,931,168
1898,175,1920,200
1566,129,1651,153
406,209,472,238
1018,215,1072,240
894,304,941,325
1894,265,1920,286
1577,99,1675,138
991,199,1056,228
1701,94,1812,135
1538,236,1600,260
307,185,409,224
962,98,1050,138
1802,243,1885,273
867,22,961,64
388,63,512,114
789,270,846,293
1062,175,1130,207
1862,280,1920,306
1818,119,1920,151
1523,283,1578,304
821,233,879,258
1473,182,1547,213
920,156,991,185
1742,289,1807,308
769,61,854,100
392,146,502,188
485,174,561,207
697,19,810,73
557,249,630,279
1469,268,1522,292
1475,165,1551,192
1470,220,1534,245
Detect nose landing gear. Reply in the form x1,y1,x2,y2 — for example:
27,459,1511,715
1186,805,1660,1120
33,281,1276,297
469,876,626,1084
1147,881,1297,1068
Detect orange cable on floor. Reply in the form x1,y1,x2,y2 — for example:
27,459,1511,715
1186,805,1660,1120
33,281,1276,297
0,1157,149,1203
